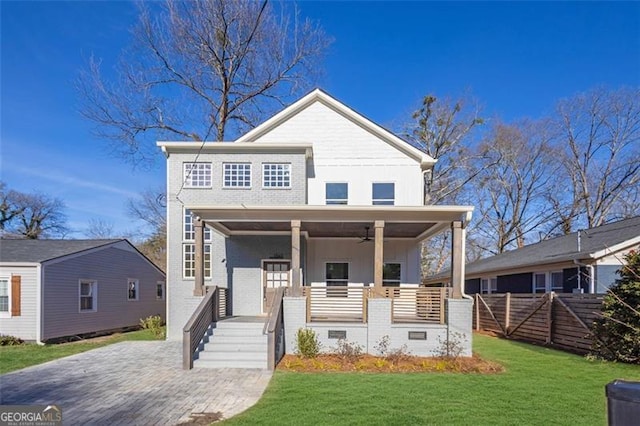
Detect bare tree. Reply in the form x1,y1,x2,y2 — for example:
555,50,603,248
12,192,68,239
127,188,167,232
85,218,117,239
472,121,559,255
550,87,640,232
0,182,25,231
77,0,331,166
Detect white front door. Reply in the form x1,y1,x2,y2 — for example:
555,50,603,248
262,260,291,313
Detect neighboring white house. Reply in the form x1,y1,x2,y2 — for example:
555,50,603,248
425,216,640,295
0,239,166,342
158,89,475,368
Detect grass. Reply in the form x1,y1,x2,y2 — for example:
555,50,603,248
223,334,640,426
0,328,162,375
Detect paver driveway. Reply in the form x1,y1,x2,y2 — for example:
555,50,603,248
0,341,272,425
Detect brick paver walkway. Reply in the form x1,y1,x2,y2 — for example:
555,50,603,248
0,341,272,425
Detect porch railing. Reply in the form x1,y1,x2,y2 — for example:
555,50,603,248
384,287,450,324
263,286,286,371
182,286,228,370
302,284,371,323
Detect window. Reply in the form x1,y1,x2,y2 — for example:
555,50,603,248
551,271,564,292
128,279,139,301
156,282,165,300
223,163,251,188
534,273,546,293
184,209,211,241
383,263,401,287
183,244,212,279
326,262,349,286
183,162,212,188
481,277,498,294
263,163,291,188
326,183,348,205
79,280,97,312
372,183,395,205
0,278,9,315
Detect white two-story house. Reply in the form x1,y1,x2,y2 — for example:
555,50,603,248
158,89,474,369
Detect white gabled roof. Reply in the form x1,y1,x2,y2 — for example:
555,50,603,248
235,89,437,170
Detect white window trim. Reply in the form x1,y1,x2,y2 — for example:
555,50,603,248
182,243,213,280
533,273,547,293
550,271,564,292
325,182,348,205
480,277,498,294
183,208,212,242
156,281,165,300
79,279,98,313
223,162,252,189
0,277,11,318
183,162,212,188
372,182,395,205
127,278,139,301
262,163,291,189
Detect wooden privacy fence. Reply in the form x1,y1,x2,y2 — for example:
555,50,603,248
475,292,605,354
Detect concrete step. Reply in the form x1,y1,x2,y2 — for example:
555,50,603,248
206,342,267,352
215,320,265,330
198,350,267,361
208,333,267,343
194,358,268,369
211,328,266,338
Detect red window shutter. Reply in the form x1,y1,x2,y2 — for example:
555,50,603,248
11,275,21,316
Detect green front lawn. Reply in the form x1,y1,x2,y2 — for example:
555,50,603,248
0,329,162,375
224,334,640,426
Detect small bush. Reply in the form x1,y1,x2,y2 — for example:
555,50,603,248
295,328,321,358
334,338,363,362
374,335,412,362
0,335,24,346
434,332,467,358
139,315,165,339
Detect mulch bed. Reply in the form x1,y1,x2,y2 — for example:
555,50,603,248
277,353,504,373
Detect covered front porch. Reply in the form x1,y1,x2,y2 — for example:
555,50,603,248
183,205,474,367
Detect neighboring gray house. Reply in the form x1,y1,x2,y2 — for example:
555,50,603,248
159,89,475,369
0,239,166,342
425,216,640,295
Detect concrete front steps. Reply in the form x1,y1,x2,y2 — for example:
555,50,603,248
194,317,268,369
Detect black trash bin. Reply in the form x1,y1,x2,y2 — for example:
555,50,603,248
606,380,640,426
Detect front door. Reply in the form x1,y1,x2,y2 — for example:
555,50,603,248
262,260,291,313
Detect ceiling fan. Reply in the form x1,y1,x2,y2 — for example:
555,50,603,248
358,226,373,243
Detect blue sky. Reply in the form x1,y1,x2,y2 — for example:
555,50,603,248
1,1,639,239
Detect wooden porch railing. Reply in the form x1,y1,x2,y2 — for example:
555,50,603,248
302,285,371,323
384,287,449,324
182,286,228,370
263,286,286,371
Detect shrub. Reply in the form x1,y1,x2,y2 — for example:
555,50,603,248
374,335,412,362
333,338,363,362
591,249,640,363
139,315,165,339
295,328,321,358
434,332,467,358
0,335,24,346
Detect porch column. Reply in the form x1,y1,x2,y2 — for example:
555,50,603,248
291,220,301,296
450,220,464,299
194,217,205,296
374,220,385,295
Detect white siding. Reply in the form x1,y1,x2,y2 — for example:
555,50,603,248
0,265,38,341
306,239,421,284
251,102,424,206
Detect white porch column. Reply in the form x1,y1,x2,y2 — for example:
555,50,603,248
374,220,385,294
194,217,205,296
450,220,464,299
291,220,301,296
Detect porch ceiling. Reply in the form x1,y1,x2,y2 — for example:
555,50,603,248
190,205,474,240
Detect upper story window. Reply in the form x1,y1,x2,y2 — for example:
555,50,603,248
184,209,211,241
183,162,212,188
326,183,348,205
223,163,251,188
128,279,139,301
263,163,291,188
372,183,395,205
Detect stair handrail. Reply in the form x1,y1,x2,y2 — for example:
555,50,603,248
183,286,219,370
264,286,286,371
